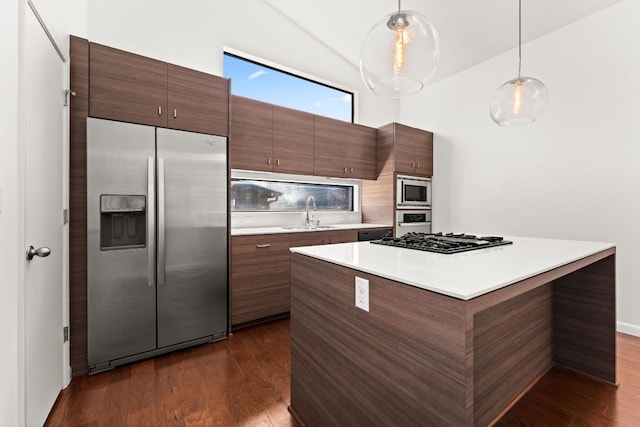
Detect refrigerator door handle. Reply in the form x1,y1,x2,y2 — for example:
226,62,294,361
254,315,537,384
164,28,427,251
147,157,156,287
157,158,166,286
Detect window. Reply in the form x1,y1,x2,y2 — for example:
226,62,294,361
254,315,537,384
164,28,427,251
224,52,354,122
231,179,354,212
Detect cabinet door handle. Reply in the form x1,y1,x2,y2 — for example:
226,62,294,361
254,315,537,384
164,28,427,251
173,109,177,118
343,167,347,173
329,239,334,244
276,159,280,166
411,162,415,168
256,244,271,248
158,106,162,116
349,167,354,173
267,158,271,165
416,162,421,168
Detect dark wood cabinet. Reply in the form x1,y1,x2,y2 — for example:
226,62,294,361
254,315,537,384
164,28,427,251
413,137,433,176
69,36,90,377
272,104,314,174
231,234,291,326
393,123,433,177
231,228,359,327
290,229,357,247
314,116,349,178
89,43,167,128
167,64,229,136
89,43,229,135
230,96,314,174
230,98,376,179
229,96,273,171
347,124,377,180
313,116,377,180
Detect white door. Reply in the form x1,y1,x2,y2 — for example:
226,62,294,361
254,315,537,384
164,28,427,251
23,4,65,425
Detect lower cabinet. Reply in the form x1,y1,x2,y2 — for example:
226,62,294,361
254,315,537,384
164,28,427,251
231,234,292,326
230,229,358,327
290,229,357,247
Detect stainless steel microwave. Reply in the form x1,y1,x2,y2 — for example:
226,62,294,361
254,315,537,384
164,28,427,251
396,175,432,208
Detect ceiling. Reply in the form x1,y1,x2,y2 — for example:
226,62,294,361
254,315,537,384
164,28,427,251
264,0,623,85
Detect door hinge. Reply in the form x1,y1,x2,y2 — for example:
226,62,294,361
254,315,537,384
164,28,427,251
63,326,69,342
62,208,69,224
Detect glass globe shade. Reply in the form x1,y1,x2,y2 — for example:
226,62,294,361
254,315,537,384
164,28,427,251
360,10,439,98
489,76,549,126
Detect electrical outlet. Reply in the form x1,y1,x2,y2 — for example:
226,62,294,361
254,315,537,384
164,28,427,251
355,276,369,312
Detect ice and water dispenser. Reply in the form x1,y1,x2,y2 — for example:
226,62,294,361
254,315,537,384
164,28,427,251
100,195,146,250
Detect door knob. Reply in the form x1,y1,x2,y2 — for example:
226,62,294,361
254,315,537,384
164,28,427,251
26,246,51,261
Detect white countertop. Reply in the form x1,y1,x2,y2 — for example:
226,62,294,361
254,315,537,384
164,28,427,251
231,223,392,236
289,236,615,300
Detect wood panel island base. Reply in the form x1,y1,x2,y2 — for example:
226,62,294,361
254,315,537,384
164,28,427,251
288,237,616,426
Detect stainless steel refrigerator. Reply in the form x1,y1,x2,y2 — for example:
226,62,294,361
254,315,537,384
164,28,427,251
87,117,228,374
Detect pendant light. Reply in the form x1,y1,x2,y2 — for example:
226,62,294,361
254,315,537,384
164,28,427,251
360,0,440,98
489,0,548,126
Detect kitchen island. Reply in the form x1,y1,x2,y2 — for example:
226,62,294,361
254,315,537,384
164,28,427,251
288,236,616,427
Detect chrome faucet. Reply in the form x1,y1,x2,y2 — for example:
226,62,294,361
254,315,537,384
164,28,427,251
305,195,317,227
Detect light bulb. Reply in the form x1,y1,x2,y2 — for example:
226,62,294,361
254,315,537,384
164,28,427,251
394,23,406,77
513,79,523,116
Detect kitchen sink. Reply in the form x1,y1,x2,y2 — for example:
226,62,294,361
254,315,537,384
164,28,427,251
281,225,337,230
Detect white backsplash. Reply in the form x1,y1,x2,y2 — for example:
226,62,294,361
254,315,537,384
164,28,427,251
231,211,362,229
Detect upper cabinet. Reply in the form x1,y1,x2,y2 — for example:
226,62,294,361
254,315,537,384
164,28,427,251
230,96,273,171
89,43,229,136
166,64,229,136
85,43,434,180
346,123,377,180
389,123,433,177
230,98,377,180
89,44,167,128
313,116,377,180
230,96,314,175
272,104,314,174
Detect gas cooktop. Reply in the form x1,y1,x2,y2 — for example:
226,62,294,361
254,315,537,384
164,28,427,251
371,232,513,254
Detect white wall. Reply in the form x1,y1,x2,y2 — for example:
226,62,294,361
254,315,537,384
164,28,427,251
83,0,397,128
400,0,640,334
0,0,21,423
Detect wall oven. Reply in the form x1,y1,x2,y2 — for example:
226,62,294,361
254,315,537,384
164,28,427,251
396,175,432,209
396,210,432,237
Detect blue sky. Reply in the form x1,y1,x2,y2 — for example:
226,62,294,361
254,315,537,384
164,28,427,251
224,54,353,122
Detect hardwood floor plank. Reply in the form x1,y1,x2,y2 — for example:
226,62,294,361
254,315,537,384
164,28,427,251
569,413,614,427
498,333,640,426
46,321,640,426
533,374,611,419
495,391,575,427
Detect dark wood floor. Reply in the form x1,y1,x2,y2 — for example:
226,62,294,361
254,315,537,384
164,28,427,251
497,331,640,427
46,319,640,426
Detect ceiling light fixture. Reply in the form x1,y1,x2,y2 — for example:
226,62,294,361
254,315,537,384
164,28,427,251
359,0,440,98
489,0,549,126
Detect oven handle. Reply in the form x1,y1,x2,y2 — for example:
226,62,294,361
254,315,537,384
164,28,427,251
397,222,431,227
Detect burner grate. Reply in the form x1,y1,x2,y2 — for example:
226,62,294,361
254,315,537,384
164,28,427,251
371,232,513,254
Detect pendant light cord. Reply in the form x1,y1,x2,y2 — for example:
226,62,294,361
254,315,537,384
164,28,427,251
398,0,401,13
518,0,522,78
